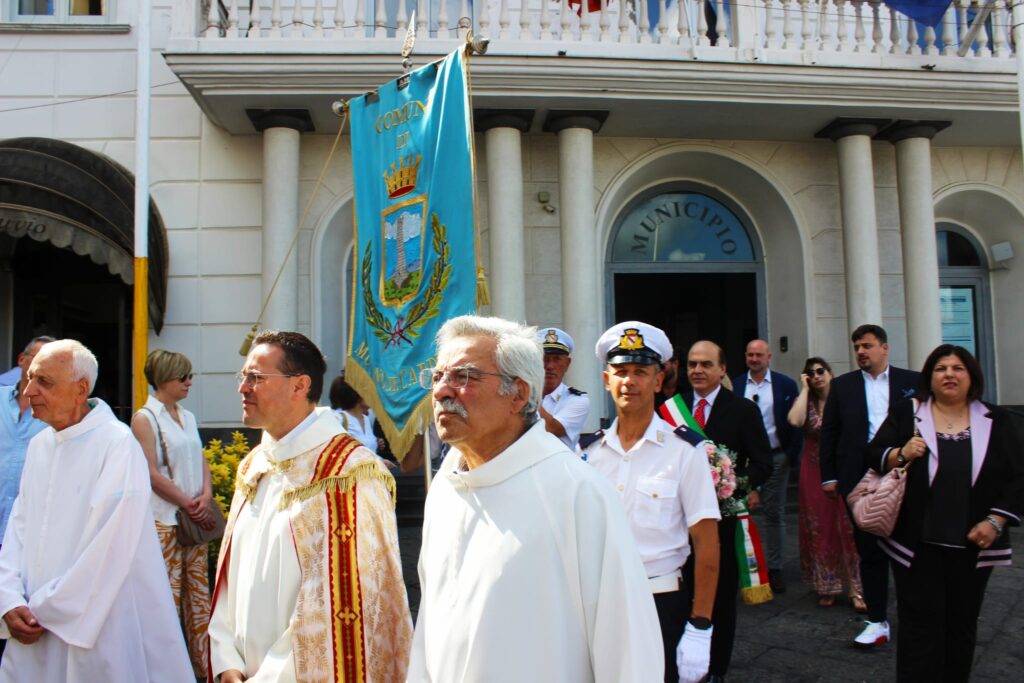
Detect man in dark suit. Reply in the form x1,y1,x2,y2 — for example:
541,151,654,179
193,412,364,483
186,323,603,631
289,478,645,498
733,339,802,595
683,340,773,683
820,324,919,649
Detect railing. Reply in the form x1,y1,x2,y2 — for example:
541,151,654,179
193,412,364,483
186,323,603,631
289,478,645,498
187,0,1015,60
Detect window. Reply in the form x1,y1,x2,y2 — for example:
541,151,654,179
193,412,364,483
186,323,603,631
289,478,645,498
10,0,108,22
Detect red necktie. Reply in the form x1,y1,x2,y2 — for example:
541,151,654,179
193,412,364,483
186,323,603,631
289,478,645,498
694,398,708,430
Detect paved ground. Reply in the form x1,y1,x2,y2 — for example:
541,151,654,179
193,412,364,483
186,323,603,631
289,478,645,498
397,504,1024,681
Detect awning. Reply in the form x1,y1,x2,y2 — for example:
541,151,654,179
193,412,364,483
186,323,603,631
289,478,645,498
0,137,169,332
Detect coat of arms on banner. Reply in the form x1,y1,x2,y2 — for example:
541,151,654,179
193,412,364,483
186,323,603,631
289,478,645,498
362,153,452,349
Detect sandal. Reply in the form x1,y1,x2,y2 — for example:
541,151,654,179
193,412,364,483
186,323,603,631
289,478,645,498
818,594,836,607
851,594,867,613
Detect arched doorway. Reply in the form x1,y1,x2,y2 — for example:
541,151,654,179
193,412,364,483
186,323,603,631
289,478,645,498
936,222,995,401
0,137,169,420
607,183,765,373
310,194,354,385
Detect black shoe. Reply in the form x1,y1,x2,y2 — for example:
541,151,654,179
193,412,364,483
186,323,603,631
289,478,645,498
768,569,786,594
706,675,726,683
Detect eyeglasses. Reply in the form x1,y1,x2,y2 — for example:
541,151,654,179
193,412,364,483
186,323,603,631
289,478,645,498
235,371,298,387
418,366,510,390
178,373,195,382
810,367,828,376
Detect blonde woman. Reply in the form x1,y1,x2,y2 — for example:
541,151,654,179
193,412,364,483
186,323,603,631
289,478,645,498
131,350,213,679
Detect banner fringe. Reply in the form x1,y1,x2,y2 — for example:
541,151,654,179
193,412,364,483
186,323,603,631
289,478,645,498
344,361,433,464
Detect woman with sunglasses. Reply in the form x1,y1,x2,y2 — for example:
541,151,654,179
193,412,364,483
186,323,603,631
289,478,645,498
130,349,213,679
865,345,1024,681
788,357,864,610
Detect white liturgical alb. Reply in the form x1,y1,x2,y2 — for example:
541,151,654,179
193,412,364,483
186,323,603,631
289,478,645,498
0,399,193,683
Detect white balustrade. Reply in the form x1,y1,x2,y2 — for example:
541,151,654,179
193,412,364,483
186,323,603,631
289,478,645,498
190,0,1012,64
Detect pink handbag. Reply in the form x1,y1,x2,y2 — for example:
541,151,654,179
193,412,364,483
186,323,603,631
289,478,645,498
847,400,920,537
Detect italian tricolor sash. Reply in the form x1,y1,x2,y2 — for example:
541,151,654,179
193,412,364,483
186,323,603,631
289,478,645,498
658,394,773,606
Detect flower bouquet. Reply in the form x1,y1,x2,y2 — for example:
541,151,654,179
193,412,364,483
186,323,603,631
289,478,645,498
702,441,749,517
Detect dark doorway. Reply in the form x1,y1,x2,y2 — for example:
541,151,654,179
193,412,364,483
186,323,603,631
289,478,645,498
613,272,759,376
10,237,132,421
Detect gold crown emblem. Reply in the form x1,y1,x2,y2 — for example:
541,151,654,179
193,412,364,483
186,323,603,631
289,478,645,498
384,154,421,199
619,328,645,350
545,330,559,344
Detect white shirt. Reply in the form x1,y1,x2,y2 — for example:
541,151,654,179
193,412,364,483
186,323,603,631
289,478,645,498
0,400,193,683
541,382,590,449
334,407,379,454
138,395,205,524
208,408,328,683
743,371,780,450
407,421,663,683
692,384,723,424
863,366,891,442
583,414,721,577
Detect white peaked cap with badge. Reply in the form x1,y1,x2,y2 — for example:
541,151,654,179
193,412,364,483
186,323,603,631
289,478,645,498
538,327,574,355
595,321,673,366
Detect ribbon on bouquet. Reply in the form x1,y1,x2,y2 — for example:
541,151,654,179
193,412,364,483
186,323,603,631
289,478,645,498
659,394,773,605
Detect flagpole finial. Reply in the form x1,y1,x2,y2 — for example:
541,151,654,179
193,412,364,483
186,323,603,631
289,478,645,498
330,99,348,117
402,11,417,73
467,31,490,55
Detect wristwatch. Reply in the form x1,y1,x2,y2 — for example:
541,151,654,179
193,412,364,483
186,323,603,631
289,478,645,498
894,449,908,466
688,617,713,630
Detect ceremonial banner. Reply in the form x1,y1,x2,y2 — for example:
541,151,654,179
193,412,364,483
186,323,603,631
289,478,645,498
346,48,477,460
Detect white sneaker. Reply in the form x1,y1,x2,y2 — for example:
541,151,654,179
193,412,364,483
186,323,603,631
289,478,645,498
853,620,890,647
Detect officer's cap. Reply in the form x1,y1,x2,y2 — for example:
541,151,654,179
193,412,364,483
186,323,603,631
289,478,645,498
538,327,574,355
595,321,672,366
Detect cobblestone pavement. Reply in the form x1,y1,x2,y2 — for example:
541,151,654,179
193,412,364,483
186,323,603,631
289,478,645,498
398,509,1024,681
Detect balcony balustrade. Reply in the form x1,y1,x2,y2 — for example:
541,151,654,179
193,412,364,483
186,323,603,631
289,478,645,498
178,0,1015,64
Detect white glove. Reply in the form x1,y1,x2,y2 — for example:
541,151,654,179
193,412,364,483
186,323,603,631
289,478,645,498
676,621,713,683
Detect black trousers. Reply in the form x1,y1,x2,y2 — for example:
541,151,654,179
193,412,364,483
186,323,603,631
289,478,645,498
890,543,992,682
684,516,738,676
851,511,891,623
654,580,690,683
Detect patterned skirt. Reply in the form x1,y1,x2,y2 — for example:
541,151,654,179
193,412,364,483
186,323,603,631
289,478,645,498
155,520,211,679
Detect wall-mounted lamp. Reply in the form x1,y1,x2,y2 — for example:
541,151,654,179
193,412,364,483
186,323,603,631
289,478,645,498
538,191,557,214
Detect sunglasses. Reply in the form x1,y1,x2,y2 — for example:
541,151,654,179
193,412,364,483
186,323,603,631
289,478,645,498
809,367,828,376
178,373,195,382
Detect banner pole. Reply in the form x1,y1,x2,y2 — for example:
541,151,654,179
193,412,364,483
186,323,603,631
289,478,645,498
422,417,432,492
132,0,152,412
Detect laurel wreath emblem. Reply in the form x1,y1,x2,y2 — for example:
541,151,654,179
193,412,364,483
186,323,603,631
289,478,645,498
362,212,451,348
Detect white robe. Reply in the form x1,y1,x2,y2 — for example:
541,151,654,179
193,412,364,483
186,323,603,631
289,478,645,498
0,399,193,683
407,421,664,683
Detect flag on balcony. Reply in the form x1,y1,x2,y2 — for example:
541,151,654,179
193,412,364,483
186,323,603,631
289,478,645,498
346,47,478,461
885,0,952,26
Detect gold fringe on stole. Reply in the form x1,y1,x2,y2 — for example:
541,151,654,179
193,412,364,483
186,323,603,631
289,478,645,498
279,462,398,510
741,583,774,606
234,454,259,503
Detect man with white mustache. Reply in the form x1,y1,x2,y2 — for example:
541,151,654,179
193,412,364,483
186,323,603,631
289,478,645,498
406,315,662,683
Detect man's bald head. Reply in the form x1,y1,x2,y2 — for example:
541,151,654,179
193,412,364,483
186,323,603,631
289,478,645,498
687,340,727,397
745,339,771,378
24,340,98,430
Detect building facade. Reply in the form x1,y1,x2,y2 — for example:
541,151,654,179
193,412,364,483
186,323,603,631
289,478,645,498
1,0,1022,428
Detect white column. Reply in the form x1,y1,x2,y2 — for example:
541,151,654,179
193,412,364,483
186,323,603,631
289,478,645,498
890,122,949,368
483,124,527,321
818,119,889,332
261,126,301,331
552,116,604,429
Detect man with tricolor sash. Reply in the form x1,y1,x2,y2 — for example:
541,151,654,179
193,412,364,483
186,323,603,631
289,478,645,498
671,340,773,683
580,321,721,683
208,331,412,683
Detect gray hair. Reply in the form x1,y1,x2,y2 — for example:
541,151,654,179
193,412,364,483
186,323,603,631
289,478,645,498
435,315,543,423
38,339,99,393
23,335,55,353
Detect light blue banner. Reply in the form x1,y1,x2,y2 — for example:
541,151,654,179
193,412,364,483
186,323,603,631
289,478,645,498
346,48,476,459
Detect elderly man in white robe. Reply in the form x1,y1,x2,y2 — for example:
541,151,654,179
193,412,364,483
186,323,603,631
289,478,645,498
407,315,663,683
0,339,193,683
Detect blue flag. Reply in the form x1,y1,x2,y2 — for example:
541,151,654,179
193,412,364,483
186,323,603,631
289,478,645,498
885,0,951,26
346,48,477,460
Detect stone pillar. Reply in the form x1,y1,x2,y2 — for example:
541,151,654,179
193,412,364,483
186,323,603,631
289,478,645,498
476,110,534,322
545,111,608,429
883,120,951,368
816,118,891,333
248,109,314,332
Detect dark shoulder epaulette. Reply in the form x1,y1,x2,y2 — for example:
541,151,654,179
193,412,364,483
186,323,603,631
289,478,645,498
568,386,587,396
578,430,604,450
674,425,706,447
